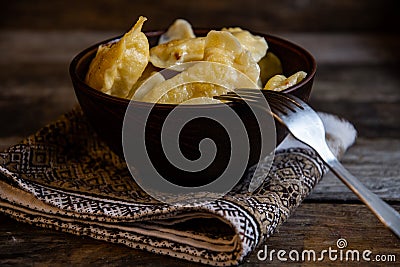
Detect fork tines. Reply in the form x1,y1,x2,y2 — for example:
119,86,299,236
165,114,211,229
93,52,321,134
214,89,305,115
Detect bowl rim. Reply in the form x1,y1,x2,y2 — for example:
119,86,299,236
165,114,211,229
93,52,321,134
69,29,316,110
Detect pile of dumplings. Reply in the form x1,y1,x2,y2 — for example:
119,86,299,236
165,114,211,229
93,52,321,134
85,16,307,104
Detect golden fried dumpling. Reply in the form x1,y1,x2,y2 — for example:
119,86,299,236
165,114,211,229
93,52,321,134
158,19,196,44
156,83,228,104
85,16,149,98
126,63,160,99
222,27,268,62
150,37,205,68
264,71,307,91
140,62,258,104
204,30,260,84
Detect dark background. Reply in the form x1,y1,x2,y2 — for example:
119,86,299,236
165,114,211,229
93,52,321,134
2,0,398,33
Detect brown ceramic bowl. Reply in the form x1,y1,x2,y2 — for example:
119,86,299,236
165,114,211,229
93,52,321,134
70,29,316,187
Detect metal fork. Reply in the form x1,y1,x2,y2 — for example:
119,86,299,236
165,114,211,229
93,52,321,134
214,89,400,238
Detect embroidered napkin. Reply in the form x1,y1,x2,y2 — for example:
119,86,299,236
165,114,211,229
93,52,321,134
0,108,356,266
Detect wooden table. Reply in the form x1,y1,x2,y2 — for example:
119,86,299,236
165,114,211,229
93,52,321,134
1,1,399,265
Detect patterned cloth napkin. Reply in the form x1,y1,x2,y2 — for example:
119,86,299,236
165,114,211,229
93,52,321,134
0,108,356,266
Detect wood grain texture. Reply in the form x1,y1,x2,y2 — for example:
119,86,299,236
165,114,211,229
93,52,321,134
1,204,399,266
310,138,400,202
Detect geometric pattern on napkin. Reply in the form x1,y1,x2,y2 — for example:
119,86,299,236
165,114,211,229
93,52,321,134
0,108,326,266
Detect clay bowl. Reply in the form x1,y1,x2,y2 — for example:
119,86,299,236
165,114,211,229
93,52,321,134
70,30,316,187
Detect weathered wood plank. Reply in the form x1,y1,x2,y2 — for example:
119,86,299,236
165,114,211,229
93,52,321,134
310,65,400,102
280,33,400,65
310,138,400,202
1,0,398,32
0,203,398,266
0,63,77,140
310,101,400,139
1,31,399,65
0,31,114,65
246,203,400,266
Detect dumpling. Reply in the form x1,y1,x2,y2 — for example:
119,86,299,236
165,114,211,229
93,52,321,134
155,83,228,104
158,19,195,44
150,37,205,68
126,63,160,99
85,16,149,98
264,71,307,91
204,30,260,84
222,27,268,62
139,61,258,104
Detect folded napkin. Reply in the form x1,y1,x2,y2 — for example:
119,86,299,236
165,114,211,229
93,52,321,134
0,108,356,266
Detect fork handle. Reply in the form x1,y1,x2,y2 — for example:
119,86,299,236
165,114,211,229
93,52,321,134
327,158,400,238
